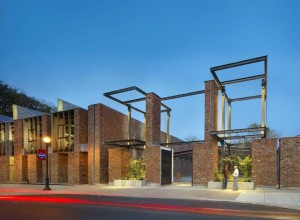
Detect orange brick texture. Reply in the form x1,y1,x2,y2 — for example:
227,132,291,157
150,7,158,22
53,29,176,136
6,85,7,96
252,138,277,187
88,104,144,184
145,93,161,184
280,137,300,188
108,148,131,183
0,156,9,183
68,152,88,184
49,153,68,183
193,80,218,186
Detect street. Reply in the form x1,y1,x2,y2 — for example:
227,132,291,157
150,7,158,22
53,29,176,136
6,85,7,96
0,195,299,220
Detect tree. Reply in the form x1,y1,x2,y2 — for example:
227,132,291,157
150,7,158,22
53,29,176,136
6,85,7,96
0,81,56,116
184,135,200,141
247,123,280,138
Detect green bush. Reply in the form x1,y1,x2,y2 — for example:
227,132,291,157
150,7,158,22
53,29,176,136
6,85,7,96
216,155,252,182
123,157,145,180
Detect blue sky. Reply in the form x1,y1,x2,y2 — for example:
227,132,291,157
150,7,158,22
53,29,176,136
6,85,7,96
1,0,299,139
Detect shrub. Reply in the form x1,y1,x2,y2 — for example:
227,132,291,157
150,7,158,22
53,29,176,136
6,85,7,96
217,155,252,182
123,156,145,180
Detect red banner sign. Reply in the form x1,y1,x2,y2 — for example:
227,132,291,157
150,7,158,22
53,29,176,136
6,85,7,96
37,149,46,160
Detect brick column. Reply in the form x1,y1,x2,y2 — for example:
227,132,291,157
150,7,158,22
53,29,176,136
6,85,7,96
13,119,23,183
74,108,88,152
252,138,277,187
108,148,131,183
145,93,161,185
193,80,218,185
280,137,300,188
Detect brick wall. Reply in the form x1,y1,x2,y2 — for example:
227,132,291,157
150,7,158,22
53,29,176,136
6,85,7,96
193,142,218,185
145,93,161,184
108,148,131,183
68,152,88,184
145,146,161,184
204,80,218,142
192,80,219,186
79,152,88,184
280,137,300,188
13,119,23,183
0,156,9,183
49,153,68,183
74,108,88,152
88,104,143,184
22,155,28,183
252,138,277,187
27,154,43,183
146,93,161,147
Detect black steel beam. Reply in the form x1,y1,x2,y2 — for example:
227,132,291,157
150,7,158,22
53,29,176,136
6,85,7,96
161,140,204,146
104,95,124,105
210,70,223,89
103,86,138,96
210,127,266,135
230,95,262,102
161,102,171,111
161,90,205,101
221,74,265,85
221,134,265,140
130,106,145,114
123,97,146,104
210,56,267,72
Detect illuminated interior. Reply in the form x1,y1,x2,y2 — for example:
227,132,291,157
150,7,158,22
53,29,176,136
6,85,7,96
52,110,75,152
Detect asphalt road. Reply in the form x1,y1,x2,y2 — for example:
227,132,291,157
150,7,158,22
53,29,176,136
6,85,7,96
0,194,299,220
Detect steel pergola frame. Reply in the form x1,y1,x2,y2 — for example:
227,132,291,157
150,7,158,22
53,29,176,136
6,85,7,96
103,86,206,148
210,56,268,142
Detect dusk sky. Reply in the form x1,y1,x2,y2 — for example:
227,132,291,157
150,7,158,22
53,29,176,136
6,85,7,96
1,0,299,139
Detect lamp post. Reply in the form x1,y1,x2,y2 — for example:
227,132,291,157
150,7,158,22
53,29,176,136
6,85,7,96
43,136,51,190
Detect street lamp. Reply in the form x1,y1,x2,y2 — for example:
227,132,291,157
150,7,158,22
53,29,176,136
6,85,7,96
43,136,51,190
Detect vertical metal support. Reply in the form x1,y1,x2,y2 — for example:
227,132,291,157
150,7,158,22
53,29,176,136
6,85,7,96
44,142,51,190
166,111,170,146
143,114,146,143
227,101,231,144
128,106,136,159
127,106,132,141
221,88,226,137
261,80,266,135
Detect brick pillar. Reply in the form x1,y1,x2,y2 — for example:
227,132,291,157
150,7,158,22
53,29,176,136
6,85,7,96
13,119,23,183
145,93,161,185
49,153,68,183
74,108,88,152
252,138,277,187
280,137,300,188
88,104,107,184
0,156,9,183
193,80,218,185
108,148,131,183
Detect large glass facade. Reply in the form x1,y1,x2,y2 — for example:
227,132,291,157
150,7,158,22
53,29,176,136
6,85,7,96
23,117,42,154
52,110,75,152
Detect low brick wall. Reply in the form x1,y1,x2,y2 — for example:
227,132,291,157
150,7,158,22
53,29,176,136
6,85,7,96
0,156,9,183
108,148,131,183
193,141,218,186
280,137,300,188
27,154,43,184
252,138,277,187
145,146,160,185
49,153,68,183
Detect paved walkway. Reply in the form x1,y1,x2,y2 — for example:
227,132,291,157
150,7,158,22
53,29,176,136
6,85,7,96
0,183,300,211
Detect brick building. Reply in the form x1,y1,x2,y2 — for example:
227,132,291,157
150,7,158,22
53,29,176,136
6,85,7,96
0,57,299,188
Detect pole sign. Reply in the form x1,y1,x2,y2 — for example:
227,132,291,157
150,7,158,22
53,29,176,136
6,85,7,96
37,149,46,160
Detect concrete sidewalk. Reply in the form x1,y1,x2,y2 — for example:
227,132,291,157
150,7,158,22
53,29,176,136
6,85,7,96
0,183,299,211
